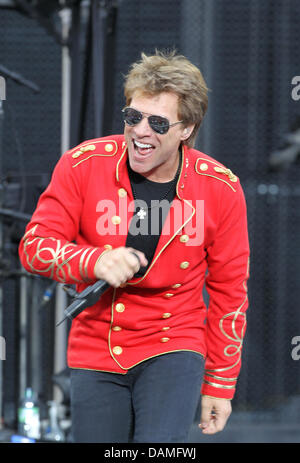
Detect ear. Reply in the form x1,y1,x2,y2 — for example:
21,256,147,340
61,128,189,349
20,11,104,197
181,125,195,141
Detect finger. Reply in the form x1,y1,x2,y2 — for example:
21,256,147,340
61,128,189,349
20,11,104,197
129,251,141,265
199,403,213,431
127,248,148,267
201,417,226,434
200,410,229,434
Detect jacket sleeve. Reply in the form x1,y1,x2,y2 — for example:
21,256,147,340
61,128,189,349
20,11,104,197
201,179,250,399
18,151,108,285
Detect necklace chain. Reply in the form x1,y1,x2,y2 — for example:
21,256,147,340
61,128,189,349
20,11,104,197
129,156,181,219
131,177,177,208
129,155,181,219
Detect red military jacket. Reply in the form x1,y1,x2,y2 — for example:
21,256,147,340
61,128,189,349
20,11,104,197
19,134,250,400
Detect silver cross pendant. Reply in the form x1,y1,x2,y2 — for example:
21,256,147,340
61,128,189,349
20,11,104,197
137,207,147,220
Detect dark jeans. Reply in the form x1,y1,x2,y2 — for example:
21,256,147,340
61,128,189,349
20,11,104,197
70,351,204,443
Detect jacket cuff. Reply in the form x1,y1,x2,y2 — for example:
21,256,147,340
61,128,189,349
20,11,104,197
201,372,237,400
92,245,113,280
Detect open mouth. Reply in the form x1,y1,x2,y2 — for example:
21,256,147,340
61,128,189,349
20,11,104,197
133,139,155,156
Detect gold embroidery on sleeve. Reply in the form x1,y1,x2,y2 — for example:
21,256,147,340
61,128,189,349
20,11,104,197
203,380,236,389
79,248,91,281
206,258,250,375
83,248,98,281
23,235,95,284
205,373,237,382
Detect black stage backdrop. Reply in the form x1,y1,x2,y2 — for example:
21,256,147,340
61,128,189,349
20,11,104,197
0,0,300,430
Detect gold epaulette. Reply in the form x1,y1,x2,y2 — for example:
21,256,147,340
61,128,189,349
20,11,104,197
70,139,119,167
195,157,238,192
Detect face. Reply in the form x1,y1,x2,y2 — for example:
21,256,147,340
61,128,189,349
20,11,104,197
124,92,193,182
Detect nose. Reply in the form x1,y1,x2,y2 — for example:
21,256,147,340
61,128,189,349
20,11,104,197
132,115,153,137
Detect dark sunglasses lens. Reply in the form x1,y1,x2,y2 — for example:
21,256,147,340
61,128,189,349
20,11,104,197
123,108,170,134
148,115,169,134
123,108,142,126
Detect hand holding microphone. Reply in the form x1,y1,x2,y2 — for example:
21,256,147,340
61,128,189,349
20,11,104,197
94,246,148,287
56,248,147,326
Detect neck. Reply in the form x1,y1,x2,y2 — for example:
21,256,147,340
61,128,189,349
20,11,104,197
142,151,181,183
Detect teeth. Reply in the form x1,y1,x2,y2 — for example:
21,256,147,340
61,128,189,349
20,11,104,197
134,140,153,149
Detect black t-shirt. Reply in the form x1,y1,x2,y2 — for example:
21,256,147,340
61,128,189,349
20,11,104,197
125,156,181,277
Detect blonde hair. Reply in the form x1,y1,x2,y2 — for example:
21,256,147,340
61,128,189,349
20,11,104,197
124,49,209,147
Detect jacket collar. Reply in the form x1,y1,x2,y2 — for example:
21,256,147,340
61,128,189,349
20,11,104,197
116,142,190,198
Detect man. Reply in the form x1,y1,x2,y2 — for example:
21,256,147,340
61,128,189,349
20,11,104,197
19,50,250,443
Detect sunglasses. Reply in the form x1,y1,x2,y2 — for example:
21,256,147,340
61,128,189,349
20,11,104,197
122,107,183,135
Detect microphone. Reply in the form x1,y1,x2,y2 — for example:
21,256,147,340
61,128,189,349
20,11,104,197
56,251,141,327
56,279,110,327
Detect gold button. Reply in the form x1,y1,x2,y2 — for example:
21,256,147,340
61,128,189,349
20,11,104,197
180,261,190,269
104,244,113,250
112,326,122,332
172,284,181,289
105,143,114,152
180,184,184,189
199,163,208,171
112,346,123,355
111,215,121,225
160,337,170,343
164,293,174,298
180,234,189,243
115,303,125,313
162,313,172,319
72,150,81,158
118,188,127,198
161,327,170,331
